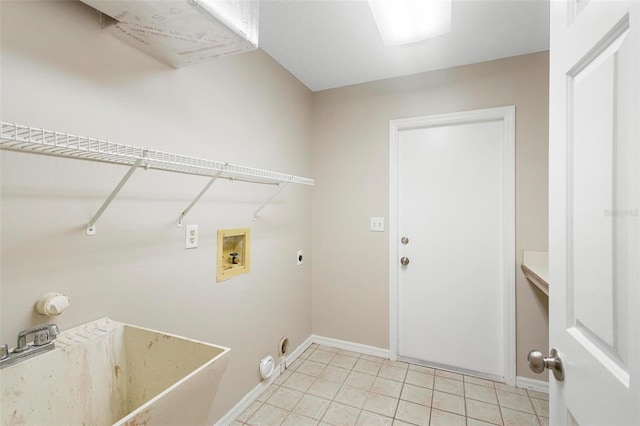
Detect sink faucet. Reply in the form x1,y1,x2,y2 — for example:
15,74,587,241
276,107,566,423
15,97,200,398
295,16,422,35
13,323,60,353
1,323,60,369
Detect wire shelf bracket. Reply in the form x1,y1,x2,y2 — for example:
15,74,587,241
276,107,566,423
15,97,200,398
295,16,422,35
177,171,222,228
86,157,146,235
252,181,289,221
0,121,314,233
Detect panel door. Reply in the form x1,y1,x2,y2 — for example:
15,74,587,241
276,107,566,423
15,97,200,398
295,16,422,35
548,0,639,423
397,108,515,382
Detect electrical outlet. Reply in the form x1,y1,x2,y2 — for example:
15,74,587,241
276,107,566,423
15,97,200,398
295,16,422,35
185,225,198,249
297,250,303,266
370,217,385,232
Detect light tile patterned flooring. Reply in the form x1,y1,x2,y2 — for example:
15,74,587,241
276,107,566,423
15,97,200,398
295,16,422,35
231,344,549,426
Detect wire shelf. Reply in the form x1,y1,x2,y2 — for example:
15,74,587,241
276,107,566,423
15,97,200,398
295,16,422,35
0,122,315,186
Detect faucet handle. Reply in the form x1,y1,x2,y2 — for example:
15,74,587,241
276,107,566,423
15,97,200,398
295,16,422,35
33,330,51,346
14,323,61,353
33,324,59,346
0,344,8,360
48,324,60,338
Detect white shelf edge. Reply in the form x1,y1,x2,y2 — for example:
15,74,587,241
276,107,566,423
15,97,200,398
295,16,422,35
521,250,549,296
0,121,314,186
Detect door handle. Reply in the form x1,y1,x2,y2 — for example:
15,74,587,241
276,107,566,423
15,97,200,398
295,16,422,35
400,257,410,266
528,348,564,381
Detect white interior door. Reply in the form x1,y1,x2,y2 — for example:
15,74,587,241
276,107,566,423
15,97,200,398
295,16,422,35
548,0,639,424
390,107,515,383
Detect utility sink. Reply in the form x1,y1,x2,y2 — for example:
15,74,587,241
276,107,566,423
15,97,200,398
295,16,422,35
1,318,230,425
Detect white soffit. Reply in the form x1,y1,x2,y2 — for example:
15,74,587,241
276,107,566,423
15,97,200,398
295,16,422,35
258,0,550,91
81,0,259,67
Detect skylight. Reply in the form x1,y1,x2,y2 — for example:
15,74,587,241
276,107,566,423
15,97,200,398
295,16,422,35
367,0,452,46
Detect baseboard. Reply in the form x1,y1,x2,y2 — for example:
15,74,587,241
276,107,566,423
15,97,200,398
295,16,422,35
311,334,390,359
516,376,549,393
214,336,315,426
215,335,389,425
286,334,315,367
214,367,281,426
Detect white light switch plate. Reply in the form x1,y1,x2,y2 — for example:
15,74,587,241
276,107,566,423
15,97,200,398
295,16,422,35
370,217,385,232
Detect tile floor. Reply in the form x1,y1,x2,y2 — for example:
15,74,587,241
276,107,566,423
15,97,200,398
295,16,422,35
231,344,549,426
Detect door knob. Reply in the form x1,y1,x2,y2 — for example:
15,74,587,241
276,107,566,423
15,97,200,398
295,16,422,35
400,257,410,266
528,348,564,381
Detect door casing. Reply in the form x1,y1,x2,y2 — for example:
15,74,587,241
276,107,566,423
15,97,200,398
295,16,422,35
388,106,516,385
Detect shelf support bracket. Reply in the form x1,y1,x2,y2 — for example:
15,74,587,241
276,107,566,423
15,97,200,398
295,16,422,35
177,172,222,228
252,182,289,221
87,158,145,235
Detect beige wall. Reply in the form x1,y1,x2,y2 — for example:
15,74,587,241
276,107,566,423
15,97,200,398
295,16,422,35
311,52,549,381
0,1,312,421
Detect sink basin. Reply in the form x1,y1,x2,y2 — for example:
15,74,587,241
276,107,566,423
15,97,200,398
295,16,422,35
1,318,230,425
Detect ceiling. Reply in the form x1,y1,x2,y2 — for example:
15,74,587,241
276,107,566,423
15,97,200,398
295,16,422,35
258,0,550,92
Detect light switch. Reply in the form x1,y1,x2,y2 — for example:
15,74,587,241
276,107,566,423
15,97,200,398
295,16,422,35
370,217,385,232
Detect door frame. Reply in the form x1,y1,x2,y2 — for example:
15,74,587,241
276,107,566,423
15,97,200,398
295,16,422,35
388,106,516,385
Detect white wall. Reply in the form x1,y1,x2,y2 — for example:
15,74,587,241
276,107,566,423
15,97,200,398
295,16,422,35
311,52,550,381
0,1,313,420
